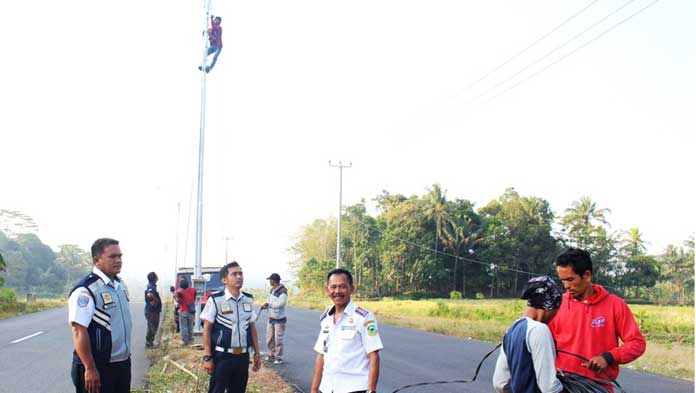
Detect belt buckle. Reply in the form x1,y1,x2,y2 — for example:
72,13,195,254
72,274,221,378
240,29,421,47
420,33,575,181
232,347,243,355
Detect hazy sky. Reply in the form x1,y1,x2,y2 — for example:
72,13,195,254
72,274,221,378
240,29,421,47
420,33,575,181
1,0,693,289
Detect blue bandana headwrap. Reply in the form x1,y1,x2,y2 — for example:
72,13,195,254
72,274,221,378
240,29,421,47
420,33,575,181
521,276,563,310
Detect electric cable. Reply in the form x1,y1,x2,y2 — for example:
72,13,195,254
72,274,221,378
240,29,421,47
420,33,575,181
484,0,661,103
474,0,640,102
391,343,501,392
466,0,601,90
356,218,624,292
557,349,627,393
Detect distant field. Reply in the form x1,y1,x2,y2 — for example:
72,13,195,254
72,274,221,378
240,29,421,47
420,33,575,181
290,296,694,380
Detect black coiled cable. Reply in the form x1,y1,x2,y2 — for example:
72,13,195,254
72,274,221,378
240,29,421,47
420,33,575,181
391,343,501,392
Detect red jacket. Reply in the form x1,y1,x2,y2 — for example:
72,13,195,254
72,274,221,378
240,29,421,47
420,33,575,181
548,284,646,384
208,18,223,48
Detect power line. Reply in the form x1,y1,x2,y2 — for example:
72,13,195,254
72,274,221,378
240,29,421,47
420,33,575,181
465,0,601,90
485,0,661,103
473,0,640,102
356,219,544,277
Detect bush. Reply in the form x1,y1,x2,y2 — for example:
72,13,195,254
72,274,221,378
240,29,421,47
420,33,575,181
449,290,462,300
0,287,17,312
475,292,485,300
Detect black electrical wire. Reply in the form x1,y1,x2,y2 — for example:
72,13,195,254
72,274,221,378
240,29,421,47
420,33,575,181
557,349,627,393
558,370,612,393
390,343,501,392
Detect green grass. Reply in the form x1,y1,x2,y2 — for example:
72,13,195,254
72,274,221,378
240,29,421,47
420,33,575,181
0,297,66,320
290,295,694,380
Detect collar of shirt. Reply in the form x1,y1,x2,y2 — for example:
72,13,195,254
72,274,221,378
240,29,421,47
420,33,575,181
92,267,120,289
224,288,245,301
328,300,356,319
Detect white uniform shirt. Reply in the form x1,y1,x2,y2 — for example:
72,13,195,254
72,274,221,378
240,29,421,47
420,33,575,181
200,288,257,323
313,301,383,393
68,267,121,327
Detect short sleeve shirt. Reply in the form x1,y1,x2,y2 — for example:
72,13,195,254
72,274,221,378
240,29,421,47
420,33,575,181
200,288,257,323
313,301,383,393
68,267,118,327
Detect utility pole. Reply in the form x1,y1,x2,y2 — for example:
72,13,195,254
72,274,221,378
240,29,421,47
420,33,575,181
224,236,232,262
193,0,212,333
329,161,351,268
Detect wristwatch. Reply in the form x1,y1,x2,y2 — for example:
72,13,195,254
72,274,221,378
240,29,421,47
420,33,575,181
253,352,261,357
203,355,213,361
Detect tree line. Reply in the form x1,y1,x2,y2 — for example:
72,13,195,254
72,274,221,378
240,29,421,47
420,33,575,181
0,210,91,296
291,186,694,305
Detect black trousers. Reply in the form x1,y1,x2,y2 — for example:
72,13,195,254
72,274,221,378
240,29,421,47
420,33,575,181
71,358,131,393
208,352,249,393
145,312,160,346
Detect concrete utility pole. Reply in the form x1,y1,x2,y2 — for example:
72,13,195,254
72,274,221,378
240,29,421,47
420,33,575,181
193,0,212,333
329,161,351,268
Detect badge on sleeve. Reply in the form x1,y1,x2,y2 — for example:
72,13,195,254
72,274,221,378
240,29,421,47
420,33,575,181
366,322,378,336
78,295,90,308
243,303,252,312
221,302,232,314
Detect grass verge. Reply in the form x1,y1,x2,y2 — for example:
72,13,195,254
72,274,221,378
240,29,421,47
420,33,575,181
290,295,694,380
0,297,66,320
134,304,294,393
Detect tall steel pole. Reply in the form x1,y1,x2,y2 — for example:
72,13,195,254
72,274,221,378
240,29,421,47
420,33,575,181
329,161,351,268
193,0,212,333
195,0,211,280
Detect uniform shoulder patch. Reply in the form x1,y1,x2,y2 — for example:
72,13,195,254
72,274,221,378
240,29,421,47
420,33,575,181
242,291,254,299
320,306,333,321
77,294,90,307
354,307,369,317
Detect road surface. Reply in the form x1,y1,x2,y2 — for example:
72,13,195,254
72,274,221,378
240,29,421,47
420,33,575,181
256,306,693,393
0,303,150,393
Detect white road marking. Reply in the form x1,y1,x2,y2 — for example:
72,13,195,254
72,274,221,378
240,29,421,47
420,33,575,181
10,331,44,344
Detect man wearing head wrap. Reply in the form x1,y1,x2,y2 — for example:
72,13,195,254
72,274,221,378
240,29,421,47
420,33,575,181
493,276,564,393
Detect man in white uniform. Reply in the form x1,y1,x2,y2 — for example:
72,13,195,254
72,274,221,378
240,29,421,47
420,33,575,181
310,268,383,393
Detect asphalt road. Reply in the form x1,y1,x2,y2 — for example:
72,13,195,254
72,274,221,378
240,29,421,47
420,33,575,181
0,303,150,393
256,306,694,393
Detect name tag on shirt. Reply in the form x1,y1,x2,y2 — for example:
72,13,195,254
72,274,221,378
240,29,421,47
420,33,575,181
243,303,252,312
220,302,232,314
341,325,356,331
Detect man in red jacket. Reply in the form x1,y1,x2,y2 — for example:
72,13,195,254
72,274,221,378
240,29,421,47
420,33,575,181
549,248,646,388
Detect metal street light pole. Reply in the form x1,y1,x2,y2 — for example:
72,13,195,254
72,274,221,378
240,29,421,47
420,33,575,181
329,161,351,268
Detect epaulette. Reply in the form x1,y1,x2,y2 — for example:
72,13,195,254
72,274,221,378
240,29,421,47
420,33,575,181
320,305,334,321
242,291,254,299
210,291,225,299
68,273,100,299
355,307,369,317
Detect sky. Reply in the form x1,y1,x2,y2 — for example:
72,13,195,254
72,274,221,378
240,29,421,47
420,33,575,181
0,0,694,289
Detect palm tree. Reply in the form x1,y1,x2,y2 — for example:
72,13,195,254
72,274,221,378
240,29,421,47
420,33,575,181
562,196,611,228
442,219,480,296
620,227,649,257
561,196,611,248
423,184,449,262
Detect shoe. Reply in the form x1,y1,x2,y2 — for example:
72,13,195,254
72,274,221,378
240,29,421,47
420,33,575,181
273,358,283,365
205,66,211,73
145,343,153,349
198,65,203,71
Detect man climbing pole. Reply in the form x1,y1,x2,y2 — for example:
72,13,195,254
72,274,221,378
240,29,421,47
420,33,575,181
199,15,223,73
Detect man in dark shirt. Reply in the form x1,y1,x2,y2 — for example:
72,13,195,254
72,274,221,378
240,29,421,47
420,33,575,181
144,272,162,348
198,15,223,73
